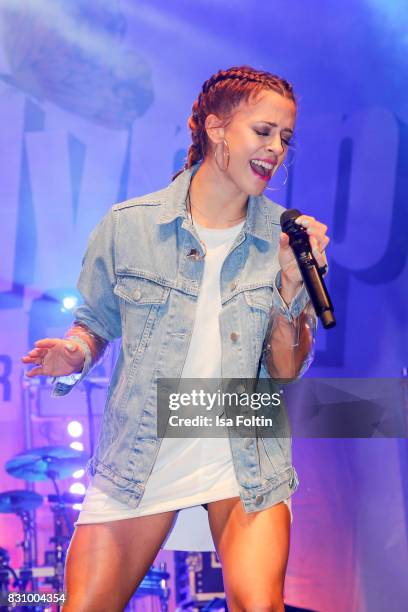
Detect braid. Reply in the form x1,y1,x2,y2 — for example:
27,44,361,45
202,66,295,99
186,98,205,167
173,65,296,179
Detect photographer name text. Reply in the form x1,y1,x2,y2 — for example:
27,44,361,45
168,414,273,427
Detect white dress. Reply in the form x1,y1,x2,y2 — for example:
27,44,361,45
76,220,292,550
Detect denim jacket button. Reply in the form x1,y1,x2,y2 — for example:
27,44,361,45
236,384,246,394
255,494,264,505
230,331,240,342
230,281,237,291
133,289,142,301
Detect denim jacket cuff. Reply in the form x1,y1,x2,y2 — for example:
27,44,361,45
272,270,311,322
51,336,93,397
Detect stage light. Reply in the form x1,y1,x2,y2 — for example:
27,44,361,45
67,420,83,437
70,482,86,495
28,287,81,348
70,441,84,451
72,469,85,479
61,295,78,311
73,503,83,511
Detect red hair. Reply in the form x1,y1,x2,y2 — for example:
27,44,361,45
174,65,296,179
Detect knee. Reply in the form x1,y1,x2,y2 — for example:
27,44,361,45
230,593,285,612
249,604,284,612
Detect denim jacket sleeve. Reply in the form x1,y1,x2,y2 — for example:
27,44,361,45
271,270,311,322
52,209,121,397
259,269,318,381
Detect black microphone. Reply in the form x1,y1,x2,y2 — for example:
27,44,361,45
280,208,336,329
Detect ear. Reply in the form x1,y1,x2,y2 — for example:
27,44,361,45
205,114,225,146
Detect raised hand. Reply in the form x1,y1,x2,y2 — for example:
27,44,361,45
21,338,86,378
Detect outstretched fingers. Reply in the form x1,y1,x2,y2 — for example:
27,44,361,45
34,338,60,349
25,365,45,378
21,347,47,364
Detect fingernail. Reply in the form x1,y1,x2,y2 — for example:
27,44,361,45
302,220,310,227
65,342,76,352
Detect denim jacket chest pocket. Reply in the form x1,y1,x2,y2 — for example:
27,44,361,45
113,275,171,353
221,283,274,374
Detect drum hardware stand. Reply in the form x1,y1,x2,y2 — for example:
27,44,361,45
46,469,72,595
48,505,68,597
16,510,37,592
21,371,39,569
158,561,170,612
0,547,19,598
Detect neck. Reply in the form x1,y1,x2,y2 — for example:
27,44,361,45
188,159,248,228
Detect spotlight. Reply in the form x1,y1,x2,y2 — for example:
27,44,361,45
67,420,83,438
61,295,78,312
70,441,84,452
72,469,85,479
28,287,81,348
72,503,83,511
69,482,86,495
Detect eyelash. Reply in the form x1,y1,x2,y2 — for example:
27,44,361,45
254,129,292,146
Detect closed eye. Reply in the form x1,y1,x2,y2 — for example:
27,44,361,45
254,129,292,146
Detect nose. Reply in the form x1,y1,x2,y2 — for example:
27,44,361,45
265,132,285,157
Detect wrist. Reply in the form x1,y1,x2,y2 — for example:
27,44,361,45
280,273,303,305
64,338,87,372
65,323,105,364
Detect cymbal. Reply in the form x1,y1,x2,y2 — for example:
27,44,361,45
47,492,85,505
5,446,88,482
0,490,43,513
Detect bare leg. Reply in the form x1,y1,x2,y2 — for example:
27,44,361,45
63,510,177,612
207,497,291,612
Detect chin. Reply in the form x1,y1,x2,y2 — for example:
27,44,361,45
231,177,262,197
229,169,268,197
243,171,270,197
247,182,268,197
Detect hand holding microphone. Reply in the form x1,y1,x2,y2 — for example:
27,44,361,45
279,208,335,329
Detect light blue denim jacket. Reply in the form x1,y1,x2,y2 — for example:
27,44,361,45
54,164,314,512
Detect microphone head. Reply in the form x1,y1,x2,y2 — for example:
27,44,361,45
280,209,301,232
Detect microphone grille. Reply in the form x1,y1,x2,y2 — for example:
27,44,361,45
280,208,301,230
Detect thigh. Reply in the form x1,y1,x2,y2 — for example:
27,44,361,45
63,510,177,612
207,497,291,612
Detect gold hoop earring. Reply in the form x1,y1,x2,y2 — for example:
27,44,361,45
214,139,230,171
265,162,288,192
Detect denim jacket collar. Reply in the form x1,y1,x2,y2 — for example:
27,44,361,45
157,164,282,243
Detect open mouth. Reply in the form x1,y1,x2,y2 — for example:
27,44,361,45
249,159,275,182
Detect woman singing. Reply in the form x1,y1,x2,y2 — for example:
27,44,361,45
22,66,329,611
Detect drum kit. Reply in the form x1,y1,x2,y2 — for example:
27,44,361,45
0,445,170,611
